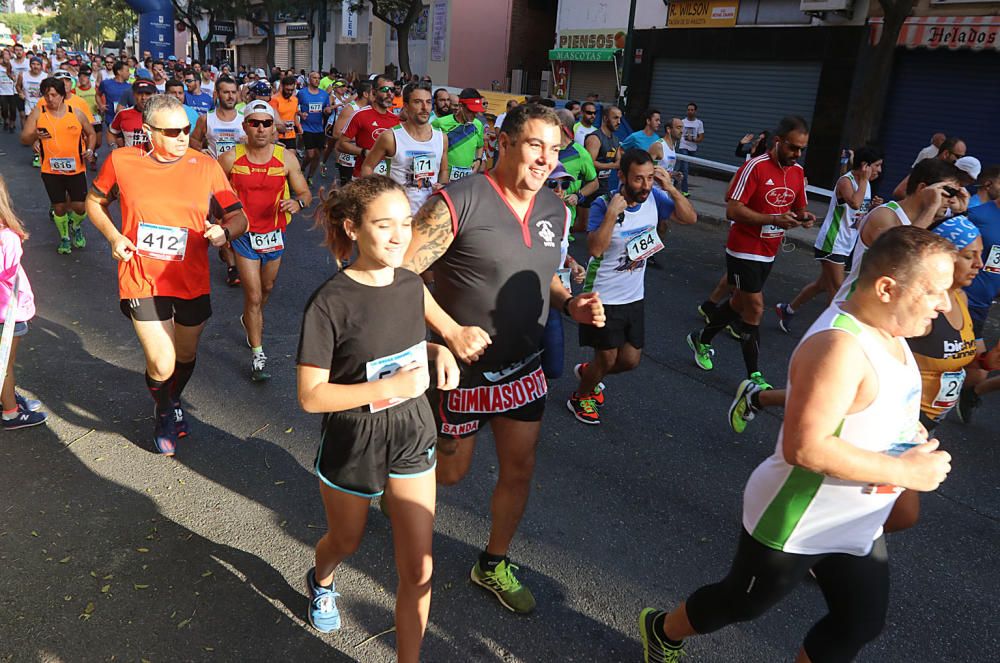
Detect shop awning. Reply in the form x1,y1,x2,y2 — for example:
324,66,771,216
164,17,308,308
548,48,618,62
870,16,1000,51
231,36,265,47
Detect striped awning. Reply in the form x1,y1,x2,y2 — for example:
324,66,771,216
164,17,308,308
870,15,1000,51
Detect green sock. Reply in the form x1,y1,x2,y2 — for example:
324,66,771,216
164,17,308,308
53,214,70,240
68,210,86,230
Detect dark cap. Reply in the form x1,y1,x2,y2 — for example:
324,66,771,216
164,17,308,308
132,79,157,94
458,87,485,113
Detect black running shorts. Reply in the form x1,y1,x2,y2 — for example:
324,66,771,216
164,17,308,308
302,131,325,151
120,295,212,327
726,255,773,294
579,299,645,350
41,172,88,204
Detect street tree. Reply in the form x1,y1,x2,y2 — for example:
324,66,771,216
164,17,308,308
172,0,241,63
351,0,423,76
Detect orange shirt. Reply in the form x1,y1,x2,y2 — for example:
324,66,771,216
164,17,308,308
269,94,299,140
37,105,85,176
92,148,242,300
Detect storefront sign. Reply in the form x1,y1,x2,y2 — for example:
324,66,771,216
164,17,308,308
548,48,617,62
668,1,739,29
870,16,1000,51
557,29,626,51
431,1,448,61
342,0,358,39
552,61,570,99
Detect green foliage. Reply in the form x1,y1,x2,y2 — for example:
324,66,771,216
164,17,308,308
37,0,136,48
1,13,47,39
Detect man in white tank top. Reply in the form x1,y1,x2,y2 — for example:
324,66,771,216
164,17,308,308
190,76,245,158
361,82,449,214
640,226,955,663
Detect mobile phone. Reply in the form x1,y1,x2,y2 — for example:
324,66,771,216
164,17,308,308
941,185,959,198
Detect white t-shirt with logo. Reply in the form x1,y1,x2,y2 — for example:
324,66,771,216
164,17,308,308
680,118,704,152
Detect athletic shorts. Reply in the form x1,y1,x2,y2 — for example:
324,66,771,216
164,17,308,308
969,304,990,340
726,254,773,294
41,172,88,204
579,299,644,350
0,320,29,337
813,247,852,269
338,163,353,186
231,231,284,263
279,137,297,151
302,131,324,151
315,396,436,497
92,123,103,133
426,353,547,440
119,295,212,326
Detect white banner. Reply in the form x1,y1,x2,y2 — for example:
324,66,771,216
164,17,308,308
342,0,358,39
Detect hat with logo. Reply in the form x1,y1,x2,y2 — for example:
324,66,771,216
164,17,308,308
955,156,981,182
458,87,485,113
249,80,273,97
52,70,73,81
244,99,276,120
132,79,157,94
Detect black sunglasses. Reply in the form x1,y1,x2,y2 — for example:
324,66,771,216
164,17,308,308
149,124,191,137
246,118,274,128
184,79,196,84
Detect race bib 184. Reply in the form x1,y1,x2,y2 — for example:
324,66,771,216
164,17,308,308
625,226,664,262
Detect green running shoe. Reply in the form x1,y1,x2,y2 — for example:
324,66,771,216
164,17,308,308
32,154,40,168
749,371,772,391
57,238,72,255
250,354,271,382
639,608,686,662
72,225,86,249
686,332,714,371
470,559,535,614
728,378,762,434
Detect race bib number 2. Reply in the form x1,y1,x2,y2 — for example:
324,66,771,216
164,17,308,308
932,370,965,409
984,245,1000,274
137,223,188,261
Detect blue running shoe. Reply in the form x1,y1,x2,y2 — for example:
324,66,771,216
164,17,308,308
2,406,48,430
306,568,341,632
16,392,42,412
153,408,177,456
172,402,189,438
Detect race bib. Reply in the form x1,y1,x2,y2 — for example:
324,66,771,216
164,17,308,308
337,152,356,167
373,159,390,175
49,157,77,172
365,340,428,412
760,223,785,239
248,229,284,253
984,245,1000,274
308,103,322,113
216,141,236,155
625,226,664,262
557,267,572,291
411,152,436,185
450,166,473,181
136,223,188,262
932,370,965,409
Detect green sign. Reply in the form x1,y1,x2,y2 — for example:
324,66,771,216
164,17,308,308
548,48,618,62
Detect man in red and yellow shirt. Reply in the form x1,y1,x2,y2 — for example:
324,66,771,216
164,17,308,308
86,94,248,456
269,75,300,150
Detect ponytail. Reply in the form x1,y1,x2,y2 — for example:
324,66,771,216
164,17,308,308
313,175,406,261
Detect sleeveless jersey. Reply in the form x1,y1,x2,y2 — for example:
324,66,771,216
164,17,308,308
0,67,15,96
229,144,291,233
907,290,977,421
814,173,871,256
206,110,246,157
653,137,677,172
590,129,619,186
389,124,444,214
336,102,363,168
432,173,570,369
836,201,911,301
21,71,45,112
743,305,921,555
37,105,85,176
10,58,30,82
74,85,100,123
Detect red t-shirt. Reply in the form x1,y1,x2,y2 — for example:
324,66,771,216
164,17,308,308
343,107,400,177
725,153,807,262
92,148,242,300
109,108,148,149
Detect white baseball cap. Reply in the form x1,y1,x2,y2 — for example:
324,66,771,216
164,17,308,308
244,99,276,120
955,156,981,181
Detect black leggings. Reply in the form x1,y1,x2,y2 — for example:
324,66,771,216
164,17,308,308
0,95,19,125
686,529,889,663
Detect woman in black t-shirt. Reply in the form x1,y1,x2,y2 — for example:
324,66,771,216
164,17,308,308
297,175,458,660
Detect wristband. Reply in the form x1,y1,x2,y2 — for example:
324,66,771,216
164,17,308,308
562,295,575,317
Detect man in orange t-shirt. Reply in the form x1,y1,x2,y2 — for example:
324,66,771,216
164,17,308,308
269,75,301,151
86,94,248,456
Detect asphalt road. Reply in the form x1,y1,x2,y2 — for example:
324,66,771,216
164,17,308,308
0,132,997,663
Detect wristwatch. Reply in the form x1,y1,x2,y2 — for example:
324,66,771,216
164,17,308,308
562,295,575,317
297,198,306,210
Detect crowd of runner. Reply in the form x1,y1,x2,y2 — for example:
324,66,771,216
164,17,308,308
1,42,998,662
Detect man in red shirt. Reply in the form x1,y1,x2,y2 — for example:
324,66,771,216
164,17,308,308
687,115,815,390
108,79,156,149
336,74,400,179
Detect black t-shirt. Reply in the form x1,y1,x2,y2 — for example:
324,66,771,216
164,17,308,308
297,269,426,388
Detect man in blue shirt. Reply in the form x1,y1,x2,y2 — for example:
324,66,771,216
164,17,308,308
296,70,331,184
97,61,132,117
165,78,200,130
183,69,214,115
620,108,661,153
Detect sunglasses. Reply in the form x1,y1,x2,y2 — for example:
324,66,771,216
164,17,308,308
376,86,393,93
149,124,191,137
246,118,274,128
546,180,565,189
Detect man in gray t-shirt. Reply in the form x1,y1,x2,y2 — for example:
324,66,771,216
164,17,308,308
678,102,704,195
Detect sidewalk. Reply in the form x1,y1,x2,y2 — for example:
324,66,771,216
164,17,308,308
684,173,827,250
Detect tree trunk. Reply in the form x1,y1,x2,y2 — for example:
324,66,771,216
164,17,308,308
396,24,411,76
843,0,914,148
266,11,276,68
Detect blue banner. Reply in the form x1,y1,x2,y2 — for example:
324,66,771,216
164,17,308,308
126,0,174,60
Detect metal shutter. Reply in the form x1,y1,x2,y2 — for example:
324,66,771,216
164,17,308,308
292,38,311,71
274,36,290,70
879,49,1000,196
568,62,618,105
648,59,821,169
242,44,268,71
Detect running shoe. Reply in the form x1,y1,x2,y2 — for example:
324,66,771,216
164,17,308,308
682,191,690,198
239,314,251,348
686,332,714,371
728,378,761,434
226,265,240,287
251,354,271,382
775,302,795,334
16,393,42,412
320,164,328,178
470,559,536,614
566,393,600,425
955,387,980,424
305,568,341,633
72,225,86,249
2,406,48,430
153,408,177,456
32,154,40,168
57,238,72,255
638,608,686,663
172,402,189,438
749,371,772,391
573,363,605,406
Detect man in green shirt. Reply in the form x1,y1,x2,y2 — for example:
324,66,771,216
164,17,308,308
318,69,336,92
430,87,485,181
554,109,598,229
